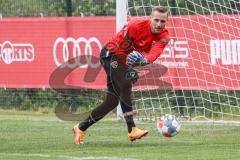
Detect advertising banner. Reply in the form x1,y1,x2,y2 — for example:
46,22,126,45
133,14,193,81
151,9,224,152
0,16,239,90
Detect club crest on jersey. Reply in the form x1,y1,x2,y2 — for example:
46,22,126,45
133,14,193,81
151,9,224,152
152,40,157,46
139,39,146,46
110,61,118,69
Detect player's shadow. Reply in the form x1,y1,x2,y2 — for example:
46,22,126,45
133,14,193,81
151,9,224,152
87,140,165,148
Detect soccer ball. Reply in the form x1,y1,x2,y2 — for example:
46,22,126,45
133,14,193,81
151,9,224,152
157,114,181,137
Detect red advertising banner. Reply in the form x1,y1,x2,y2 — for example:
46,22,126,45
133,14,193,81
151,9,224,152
0,16,239,90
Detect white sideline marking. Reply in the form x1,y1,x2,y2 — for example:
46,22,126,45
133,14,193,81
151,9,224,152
0,153,50,158
0,153,139,160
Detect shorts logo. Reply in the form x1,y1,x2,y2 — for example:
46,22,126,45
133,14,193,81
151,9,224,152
110,61,118,69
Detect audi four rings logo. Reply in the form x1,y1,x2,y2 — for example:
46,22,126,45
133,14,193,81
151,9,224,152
0,41,34,64
53,37,102,68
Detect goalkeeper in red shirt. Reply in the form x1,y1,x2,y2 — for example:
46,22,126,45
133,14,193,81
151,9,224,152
73,6,170,144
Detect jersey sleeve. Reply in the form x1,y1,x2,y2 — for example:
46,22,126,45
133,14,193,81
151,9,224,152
145,30,170,63
124,21,138,41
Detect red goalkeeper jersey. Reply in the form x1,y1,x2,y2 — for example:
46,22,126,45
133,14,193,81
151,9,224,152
105,18,170,63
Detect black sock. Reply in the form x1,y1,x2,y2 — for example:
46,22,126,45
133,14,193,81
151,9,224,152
78,116,102,131
124,115,135,133
78,118,94,131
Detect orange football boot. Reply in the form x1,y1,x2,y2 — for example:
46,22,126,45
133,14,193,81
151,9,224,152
72,124,85,145
128,127,148,141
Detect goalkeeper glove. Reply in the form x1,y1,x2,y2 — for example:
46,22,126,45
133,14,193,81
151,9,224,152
126,51,149,67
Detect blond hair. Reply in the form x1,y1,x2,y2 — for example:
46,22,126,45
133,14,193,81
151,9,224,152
152,6,169,14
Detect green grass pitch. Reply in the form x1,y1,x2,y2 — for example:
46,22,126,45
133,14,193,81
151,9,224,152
0,112,240,160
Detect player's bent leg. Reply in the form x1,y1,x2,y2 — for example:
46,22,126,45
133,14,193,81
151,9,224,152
72,91,119,145
128,127,148,141
72,124,85,145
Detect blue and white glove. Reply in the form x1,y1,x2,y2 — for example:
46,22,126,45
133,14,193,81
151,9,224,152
126,51,149,67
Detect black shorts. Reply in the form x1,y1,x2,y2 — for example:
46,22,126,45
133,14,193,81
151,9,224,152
99,48,133,112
